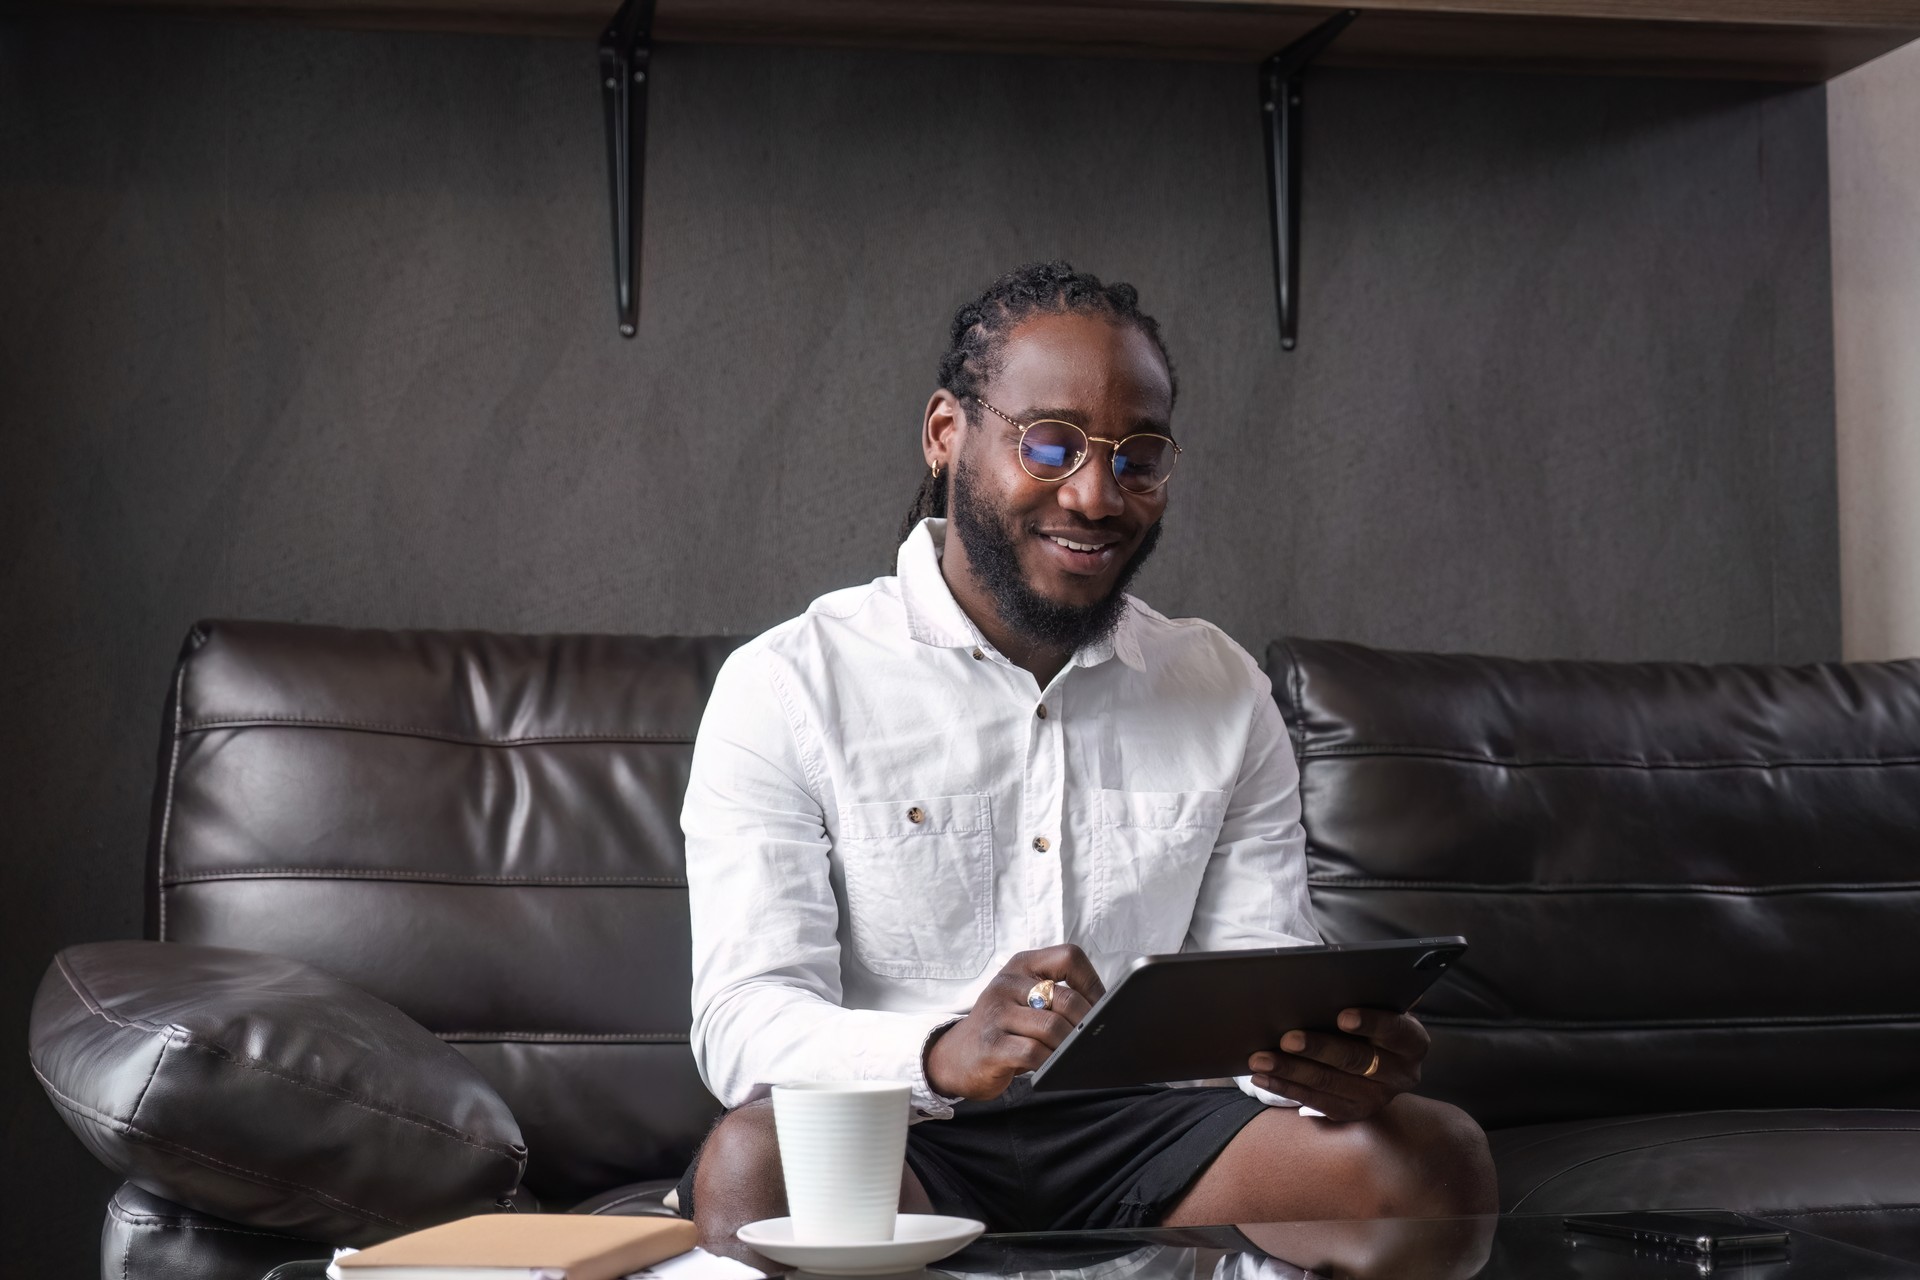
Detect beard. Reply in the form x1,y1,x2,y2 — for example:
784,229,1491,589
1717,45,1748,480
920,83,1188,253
947,455,1163,655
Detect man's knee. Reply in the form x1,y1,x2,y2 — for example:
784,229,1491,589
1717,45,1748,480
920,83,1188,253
1366,1095,1497,1218
700,1100,784,1184
692,1101,785,1232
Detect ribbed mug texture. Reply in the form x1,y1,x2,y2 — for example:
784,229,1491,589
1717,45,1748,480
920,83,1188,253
771,1082,911,1243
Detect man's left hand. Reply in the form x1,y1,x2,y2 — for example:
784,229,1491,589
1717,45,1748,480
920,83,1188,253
1246,1007,1430,1123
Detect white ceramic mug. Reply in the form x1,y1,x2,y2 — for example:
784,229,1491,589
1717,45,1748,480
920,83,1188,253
770,1080,911,1243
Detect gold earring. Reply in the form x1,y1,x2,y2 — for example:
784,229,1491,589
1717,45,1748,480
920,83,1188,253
930,461,942,480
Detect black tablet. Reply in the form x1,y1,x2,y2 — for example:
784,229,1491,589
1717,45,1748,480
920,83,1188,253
1028,936,1468,1092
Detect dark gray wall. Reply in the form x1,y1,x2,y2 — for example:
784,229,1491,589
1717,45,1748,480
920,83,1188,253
2,11,1836,1271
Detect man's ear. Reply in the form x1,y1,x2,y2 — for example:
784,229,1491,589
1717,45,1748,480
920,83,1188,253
924,389,965,472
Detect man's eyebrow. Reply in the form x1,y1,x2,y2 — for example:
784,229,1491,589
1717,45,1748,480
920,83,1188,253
1015,406,1175,437
1014,406,1090,425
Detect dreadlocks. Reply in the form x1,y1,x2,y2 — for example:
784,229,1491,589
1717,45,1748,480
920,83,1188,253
896,261,1176,544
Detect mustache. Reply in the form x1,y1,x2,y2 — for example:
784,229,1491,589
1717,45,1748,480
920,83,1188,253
1031,517,1132,536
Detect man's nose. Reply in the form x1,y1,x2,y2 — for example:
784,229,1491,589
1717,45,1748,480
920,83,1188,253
1055,449,1127,521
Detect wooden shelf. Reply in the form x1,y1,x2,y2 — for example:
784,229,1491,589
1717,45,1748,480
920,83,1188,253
60,0,1920,80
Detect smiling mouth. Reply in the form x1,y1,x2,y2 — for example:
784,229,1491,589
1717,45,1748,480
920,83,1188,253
1037,531,1122,574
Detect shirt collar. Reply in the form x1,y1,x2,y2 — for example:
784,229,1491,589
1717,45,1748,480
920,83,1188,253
897,519,979,649
897,518,1144,673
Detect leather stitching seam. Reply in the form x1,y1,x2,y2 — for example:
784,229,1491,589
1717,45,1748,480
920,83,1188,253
1288,645,1304,736
1491,1108,1911,1163
56,950,150,1030
157,661,187,939
438,1031,687,1043
1508,1125,1920,1211
34,1065,406,1229
173,1039,524,1158
123,1220,311,1240
1494,1110,1735,1163
585,1191,661,1214
163,868,686,887
129,1030,176,1126
1300,743,1920,769
108,1199,317,1241
179,715,695,747
1423,1013,1920,1030
1308,876,1920,896
1758,1205,1920,1220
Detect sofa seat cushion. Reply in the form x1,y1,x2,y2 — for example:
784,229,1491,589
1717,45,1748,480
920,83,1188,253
32,940,527,1247
102,1181,327,1280
1491,1108,1920,1258
569,1180,682,1217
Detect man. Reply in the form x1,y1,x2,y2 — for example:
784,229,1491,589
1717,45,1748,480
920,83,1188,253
681,262,1494,1240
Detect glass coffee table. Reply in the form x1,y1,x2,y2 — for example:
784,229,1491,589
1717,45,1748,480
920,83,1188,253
265,1210,1920,1280
830,1211,1918,1280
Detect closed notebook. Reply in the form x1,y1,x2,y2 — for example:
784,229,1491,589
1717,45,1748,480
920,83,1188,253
336,1213,698,1280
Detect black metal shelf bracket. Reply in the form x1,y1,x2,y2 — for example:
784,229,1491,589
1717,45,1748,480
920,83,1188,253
600,0,657,338
1261,9,1357,352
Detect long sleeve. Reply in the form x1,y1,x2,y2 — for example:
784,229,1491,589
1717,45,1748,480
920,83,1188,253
1184,669,1323,1109
1186,674,1320,955
684,645,961,1118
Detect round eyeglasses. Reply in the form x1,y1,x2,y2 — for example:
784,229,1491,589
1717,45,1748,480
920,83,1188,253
974,397,1183,495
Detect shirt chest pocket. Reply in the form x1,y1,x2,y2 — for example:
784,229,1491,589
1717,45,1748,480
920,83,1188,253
1093,788,1229,955
838,794,994,980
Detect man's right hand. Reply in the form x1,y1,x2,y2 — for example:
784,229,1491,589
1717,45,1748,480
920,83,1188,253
924,945,1106,1101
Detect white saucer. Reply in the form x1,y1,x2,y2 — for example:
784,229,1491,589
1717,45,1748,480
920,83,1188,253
736,1213,986,1275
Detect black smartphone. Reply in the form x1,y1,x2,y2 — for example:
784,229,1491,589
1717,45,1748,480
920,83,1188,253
1564,1213,1790,1256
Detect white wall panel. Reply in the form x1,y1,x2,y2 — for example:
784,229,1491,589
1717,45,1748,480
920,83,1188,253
1831,38,1920,660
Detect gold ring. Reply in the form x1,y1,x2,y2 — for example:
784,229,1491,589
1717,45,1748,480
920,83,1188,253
1026,980,1056,1011
1363,1052,1381,1078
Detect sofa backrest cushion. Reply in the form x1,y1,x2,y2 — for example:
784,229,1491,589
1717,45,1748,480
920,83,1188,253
1267,637,1920,1128
148,620,746,1203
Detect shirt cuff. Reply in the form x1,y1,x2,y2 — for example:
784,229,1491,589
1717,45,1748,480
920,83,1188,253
1235,1074,1324,1118
910,1015,968,1121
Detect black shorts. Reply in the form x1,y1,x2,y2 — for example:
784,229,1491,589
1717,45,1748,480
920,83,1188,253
676,1078,1266,1232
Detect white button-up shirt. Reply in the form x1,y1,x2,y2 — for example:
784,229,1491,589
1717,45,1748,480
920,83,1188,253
684,518,1320,1118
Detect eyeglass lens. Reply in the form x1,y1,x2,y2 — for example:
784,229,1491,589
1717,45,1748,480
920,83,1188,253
1019,420,1174,493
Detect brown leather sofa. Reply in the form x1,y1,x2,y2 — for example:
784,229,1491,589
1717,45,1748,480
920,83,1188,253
28,620,1920,1278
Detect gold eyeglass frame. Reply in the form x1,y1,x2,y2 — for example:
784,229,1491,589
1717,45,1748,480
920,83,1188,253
973,396,1183,495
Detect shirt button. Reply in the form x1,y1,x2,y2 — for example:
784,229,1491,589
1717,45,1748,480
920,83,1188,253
971,648,985,660
1032,836,1051,853
1036,704,1049,720
907,807,925,824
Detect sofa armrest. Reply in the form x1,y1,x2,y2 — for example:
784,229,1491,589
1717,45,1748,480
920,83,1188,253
103,1181,328,1280
30,940,526,1246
